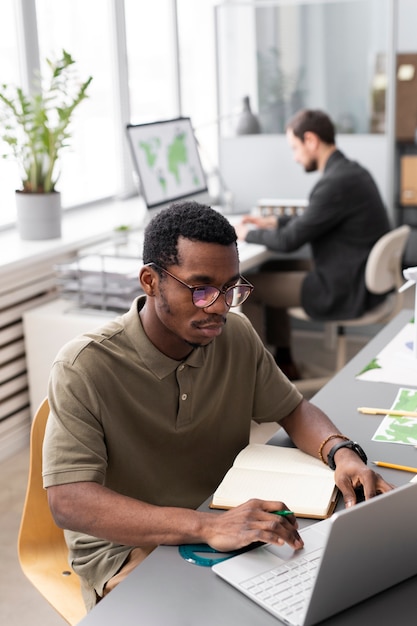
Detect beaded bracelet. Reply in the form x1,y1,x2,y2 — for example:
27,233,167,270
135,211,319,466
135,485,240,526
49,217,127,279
318,434,350,465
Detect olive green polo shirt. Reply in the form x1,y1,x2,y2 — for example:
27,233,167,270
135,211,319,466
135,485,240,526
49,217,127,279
43,296,302,603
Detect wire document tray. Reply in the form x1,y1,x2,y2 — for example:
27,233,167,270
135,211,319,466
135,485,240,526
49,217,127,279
54,254,143,312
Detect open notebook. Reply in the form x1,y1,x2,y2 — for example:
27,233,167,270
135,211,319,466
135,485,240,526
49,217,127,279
213,482,417,626
210,444,338,519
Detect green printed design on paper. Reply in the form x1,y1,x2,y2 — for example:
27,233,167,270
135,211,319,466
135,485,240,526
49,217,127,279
357,357,381,376
394,388,417,413
372,388,417,445
374,417,417,444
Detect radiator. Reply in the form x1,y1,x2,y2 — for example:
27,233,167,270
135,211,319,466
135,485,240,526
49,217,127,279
0,255,73,462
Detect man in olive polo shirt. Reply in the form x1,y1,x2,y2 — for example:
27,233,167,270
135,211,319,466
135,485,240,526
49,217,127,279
43,201,392,610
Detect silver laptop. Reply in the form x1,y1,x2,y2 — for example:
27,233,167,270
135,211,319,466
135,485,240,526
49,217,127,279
212,482,417,626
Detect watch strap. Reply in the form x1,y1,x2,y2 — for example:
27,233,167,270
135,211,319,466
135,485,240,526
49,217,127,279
318,434,350,464
327,440,368,470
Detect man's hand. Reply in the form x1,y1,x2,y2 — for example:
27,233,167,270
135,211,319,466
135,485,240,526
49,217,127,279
235,214,277,241
241,215,278,229
202,499,304,552
333,448,395,508
279,399,395,511
234,222,251,241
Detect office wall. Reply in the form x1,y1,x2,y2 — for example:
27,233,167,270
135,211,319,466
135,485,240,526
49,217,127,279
220,134,389,214
398,0,417,51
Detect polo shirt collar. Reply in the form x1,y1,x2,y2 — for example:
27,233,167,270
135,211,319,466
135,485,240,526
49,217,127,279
123,296,205,379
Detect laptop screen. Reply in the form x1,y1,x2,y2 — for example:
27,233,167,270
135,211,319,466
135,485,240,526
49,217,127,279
126,117,209,210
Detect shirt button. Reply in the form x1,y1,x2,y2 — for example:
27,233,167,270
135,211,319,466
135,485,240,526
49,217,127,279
179,365,185,371
181,393,188,401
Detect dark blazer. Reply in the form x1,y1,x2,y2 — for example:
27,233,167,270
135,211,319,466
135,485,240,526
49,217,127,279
246,149,391,320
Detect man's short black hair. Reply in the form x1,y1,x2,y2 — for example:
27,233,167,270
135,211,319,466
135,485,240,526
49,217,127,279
286,109,336,145
143,201,238,268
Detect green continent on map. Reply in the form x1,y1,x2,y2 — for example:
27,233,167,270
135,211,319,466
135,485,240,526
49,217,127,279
139,138,161,168
168,132,187,183
191,167,200,186
157,169,167,194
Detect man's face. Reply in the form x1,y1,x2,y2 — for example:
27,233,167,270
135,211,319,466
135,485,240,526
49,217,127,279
141,237,241,358
286,128,318,173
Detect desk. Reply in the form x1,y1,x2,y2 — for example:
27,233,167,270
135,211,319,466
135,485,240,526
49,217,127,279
237,239,270,273
78,309,417,626
238,240,311,273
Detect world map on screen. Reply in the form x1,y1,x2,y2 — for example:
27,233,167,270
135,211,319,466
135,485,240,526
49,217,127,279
128,118,207,208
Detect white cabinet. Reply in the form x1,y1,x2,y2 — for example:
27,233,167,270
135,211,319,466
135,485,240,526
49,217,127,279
23,299,116,418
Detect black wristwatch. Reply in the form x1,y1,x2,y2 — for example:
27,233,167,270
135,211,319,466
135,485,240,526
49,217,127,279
327,440,367,470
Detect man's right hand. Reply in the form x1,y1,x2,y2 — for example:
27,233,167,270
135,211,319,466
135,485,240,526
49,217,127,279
202,498,304,552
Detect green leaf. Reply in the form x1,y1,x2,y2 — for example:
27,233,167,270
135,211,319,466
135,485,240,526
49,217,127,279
0,49,92,193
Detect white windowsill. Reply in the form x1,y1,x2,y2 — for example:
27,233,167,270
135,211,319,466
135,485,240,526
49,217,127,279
0,196,148,277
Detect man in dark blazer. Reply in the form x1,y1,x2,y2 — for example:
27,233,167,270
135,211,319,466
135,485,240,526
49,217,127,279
235,109,391,379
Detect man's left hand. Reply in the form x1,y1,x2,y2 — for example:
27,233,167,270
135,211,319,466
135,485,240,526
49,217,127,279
334,450,394,508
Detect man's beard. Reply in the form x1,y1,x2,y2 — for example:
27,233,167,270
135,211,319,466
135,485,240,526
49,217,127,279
186,314,228,349
185,340,204,349
304,158,318,173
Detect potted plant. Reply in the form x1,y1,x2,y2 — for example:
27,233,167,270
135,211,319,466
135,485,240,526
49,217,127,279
0,49,92,240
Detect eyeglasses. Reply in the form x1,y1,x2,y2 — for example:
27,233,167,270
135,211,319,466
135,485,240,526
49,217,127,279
147,263,253,308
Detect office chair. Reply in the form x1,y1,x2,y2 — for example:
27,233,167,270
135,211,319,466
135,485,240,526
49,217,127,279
289,224,411,393
17,398,86,625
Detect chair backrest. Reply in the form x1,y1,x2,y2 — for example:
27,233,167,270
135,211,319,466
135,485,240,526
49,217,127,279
365,224,411,294
17,398,86,625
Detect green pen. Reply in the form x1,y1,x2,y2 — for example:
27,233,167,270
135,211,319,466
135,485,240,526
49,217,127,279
273,510,294,517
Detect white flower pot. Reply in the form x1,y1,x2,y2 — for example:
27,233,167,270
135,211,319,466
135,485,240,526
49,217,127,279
15,191,62,240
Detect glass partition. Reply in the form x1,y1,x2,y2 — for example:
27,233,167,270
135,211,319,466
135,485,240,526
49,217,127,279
215,0,390,137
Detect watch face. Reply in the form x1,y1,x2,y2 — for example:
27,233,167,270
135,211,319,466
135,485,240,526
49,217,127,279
353,443,367,465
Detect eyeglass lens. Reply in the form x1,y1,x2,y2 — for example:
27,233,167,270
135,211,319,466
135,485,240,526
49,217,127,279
192,284,251,308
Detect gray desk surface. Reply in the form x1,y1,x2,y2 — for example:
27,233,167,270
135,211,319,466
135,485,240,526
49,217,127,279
238,239,311,274
78,309,417,626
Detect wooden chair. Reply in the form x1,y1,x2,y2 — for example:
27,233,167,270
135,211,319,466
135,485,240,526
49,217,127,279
17,398,86,625
290,224,411,394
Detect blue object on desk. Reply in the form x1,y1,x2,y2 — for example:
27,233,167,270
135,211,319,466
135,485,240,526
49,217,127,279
179,543,262,567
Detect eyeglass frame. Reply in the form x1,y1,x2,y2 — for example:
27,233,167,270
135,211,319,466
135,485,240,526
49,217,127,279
145,262,254,308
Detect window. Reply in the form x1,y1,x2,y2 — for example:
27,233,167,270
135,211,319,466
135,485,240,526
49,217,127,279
35,0,118,206
177,0,219,194
125,0,179,124
0,0,21,228
125,0,220,197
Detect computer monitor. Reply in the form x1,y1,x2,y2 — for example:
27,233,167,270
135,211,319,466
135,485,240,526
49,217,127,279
126,117,210,211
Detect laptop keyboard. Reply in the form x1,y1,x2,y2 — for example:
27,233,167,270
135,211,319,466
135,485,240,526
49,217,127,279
239,549,322,626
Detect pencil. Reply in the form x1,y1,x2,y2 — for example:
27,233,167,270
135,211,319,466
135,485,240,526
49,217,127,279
372,461,417,474
358,407,417,418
